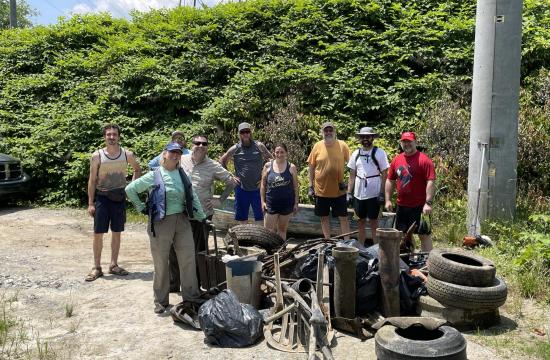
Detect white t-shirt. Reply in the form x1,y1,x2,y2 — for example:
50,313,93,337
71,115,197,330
347,147,389,200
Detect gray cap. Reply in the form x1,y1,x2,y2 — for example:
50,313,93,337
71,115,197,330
171,130,184,138
356,126,378,137
238,122,252,132
321,122,335,130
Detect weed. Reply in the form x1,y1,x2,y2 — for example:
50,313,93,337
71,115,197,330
67,319,82,334
64,303,74,318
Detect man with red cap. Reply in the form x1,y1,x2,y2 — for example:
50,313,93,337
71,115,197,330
385,132,435,251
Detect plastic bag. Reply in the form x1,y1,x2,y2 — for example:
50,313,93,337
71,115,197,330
198,289,263,347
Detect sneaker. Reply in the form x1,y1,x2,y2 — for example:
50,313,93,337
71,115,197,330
154,303,166,314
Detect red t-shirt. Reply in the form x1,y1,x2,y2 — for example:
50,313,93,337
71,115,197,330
387,151,436,207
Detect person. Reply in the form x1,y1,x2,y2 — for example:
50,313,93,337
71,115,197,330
260,143,299,240
125,142,207,314
385,131,436,252
307,122,351,239
347,126,389,246
178,134,236,286
219,122,273,224
86,124,141,282
148,130,190,170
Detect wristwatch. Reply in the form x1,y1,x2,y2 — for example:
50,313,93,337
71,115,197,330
425,200,433,206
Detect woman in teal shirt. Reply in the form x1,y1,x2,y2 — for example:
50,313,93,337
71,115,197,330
126,142,206,314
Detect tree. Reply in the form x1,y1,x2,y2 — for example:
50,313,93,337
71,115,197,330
0,0,37,29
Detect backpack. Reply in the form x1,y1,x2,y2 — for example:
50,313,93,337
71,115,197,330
354,146,381,180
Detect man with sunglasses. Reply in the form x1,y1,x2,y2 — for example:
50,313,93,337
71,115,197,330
148,130,190,170
347,126,389,246
220,122,273,224
307,122,351,239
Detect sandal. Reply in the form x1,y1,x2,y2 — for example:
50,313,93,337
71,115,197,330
85,267,103,282
109,264,129,276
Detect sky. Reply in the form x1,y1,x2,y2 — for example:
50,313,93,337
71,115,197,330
26,0,224,26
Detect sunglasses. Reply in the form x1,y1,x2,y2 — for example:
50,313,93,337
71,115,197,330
239,130,251,134
359,135,373,139
193,141,208,146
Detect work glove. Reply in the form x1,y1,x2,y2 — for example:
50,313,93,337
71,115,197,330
418,214,432,235
377,192,385,206
308,186,315,199
346,193,354,206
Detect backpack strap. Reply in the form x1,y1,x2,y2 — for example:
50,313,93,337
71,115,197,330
354,146,381,179
178,168,196,217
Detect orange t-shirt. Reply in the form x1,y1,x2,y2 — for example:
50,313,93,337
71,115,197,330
307,140,350,197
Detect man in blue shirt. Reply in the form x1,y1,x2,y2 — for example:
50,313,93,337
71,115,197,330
148,130,190,170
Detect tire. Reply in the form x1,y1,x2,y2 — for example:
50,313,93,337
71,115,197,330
427,276,507,310
375,324,467,360
428,248,496,287
225,224,284,253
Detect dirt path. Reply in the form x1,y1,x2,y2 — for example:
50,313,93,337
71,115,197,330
0,207,539,359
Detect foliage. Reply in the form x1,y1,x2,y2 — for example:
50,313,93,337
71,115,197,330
0,0,548,205
0,0,36,29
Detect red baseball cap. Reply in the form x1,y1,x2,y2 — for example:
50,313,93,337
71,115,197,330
400,132,416,141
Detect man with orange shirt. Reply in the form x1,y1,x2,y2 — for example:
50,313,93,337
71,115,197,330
385,131,436,251
307,122,351,239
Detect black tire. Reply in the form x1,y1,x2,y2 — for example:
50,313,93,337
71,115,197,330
375,324,467,360
225,224,284,253
427,276,507,310
428,248,496,287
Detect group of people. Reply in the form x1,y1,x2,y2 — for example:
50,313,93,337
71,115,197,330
85,121,435,313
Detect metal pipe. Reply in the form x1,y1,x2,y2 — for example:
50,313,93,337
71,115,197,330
333,246,358,318
378,228,402,317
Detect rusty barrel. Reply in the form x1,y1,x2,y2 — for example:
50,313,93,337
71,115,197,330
333,246,358,319
378,228,402,317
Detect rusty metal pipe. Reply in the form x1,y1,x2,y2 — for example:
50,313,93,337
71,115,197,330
333,246,358,319
378,228,402,317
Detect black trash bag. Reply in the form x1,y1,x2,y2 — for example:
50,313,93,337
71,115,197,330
399,270,427,315
298,244,335,281
198,289,263,348
356,266,380,315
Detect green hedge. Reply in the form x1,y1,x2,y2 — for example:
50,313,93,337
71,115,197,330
0,0,548,204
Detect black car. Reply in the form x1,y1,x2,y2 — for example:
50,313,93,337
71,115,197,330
0,153,32,199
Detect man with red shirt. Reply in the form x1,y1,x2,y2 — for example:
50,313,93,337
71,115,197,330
385,132,435,251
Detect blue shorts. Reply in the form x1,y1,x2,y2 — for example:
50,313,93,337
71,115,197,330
234,186,263,221
94,195,126,233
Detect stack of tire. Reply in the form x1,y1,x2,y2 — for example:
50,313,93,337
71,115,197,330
427,248,507,312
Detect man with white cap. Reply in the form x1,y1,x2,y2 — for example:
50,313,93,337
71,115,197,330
385,131,436,251
148,130,190,170
220,122,272,224
347,126,389,246
307,122,351,239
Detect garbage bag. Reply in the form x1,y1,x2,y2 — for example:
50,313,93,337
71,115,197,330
399,270,427,315
198,289,263,347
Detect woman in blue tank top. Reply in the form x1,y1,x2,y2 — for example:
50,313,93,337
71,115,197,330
260,144,299,240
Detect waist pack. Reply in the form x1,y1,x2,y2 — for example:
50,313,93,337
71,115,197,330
97,188,126,202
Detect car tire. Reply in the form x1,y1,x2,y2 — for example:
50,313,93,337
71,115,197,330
427,276,507,310
225,224,284,253
375,324,467,360
428,248,496,287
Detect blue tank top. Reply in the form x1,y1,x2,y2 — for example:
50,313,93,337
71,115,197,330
266,161,295,206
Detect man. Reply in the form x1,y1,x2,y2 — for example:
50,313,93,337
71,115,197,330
86,124,141,281
177,135,236,287
219,122,272,224
385,131,436,252
148,130,190,170
347,126,389,246
307,122,351,239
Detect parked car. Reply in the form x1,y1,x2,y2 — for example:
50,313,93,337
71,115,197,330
0,153,32,199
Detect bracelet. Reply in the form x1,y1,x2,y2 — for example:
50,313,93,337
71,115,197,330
425,200,433,206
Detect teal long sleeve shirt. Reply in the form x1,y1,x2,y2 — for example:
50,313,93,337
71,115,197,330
125,167,206,221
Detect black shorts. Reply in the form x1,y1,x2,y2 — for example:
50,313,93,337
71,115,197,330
395,205,422,234
94,195,126,233
314,194,348,217
354,197,380,220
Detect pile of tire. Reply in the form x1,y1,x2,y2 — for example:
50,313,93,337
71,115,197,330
427,248,507,311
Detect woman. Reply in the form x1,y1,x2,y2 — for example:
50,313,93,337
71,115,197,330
260,143,299,240
126,142,206,314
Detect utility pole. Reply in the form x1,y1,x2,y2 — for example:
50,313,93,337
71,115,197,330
9,0,17,28
467,0,523,234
